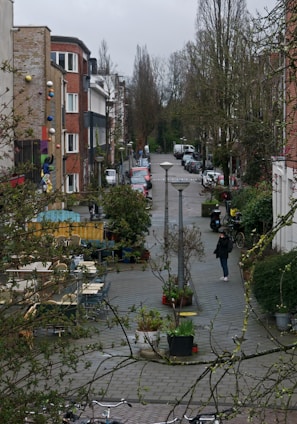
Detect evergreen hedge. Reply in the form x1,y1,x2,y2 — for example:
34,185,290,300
253,250,297,313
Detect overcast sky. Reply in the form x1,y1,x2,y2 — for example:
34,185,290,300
13,0,276,78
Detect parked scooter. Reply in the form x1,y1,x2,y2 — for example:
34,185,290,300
210,204,221,232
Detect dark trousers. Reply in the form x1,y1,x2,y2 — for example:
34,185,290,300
220,257,229,277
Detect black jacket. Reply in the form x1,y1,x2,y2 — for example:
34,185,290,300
214,235,229,259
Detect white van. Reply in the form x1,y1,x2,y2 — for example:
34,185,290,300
173,144,195,159
105,169,117,185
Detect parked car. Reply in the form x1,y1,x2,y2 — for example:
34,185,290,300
181,152,194,167
131,184,149,197
217,175,238,188
191,161,203,174
130,166,151,181
173,144,195,159
130,175,152,191
186,159,199,173
105,169,117,185
202,170,221,187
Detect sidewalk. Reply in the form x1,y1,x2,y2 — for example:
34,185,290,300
70,158,297,423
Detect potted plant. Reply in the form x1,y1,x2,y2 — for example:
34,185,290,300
253,251,297,331
274,265,291,331
135,306,163,350
275,304,290,331
162,280,194,307
167,318,195,357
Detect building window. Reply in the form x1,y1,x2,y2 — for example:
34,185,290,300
66,133,79,153
66,93,78,113
51,51,78,72
66,173,79,193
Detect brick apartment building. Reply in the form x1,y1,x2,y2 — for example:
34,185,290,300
13,26,65,194
51,36,91,194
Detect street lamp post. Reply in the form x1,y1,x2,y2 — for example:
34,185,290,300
171,181,190,290
95,156,104,219
127,142,133,172
160,161,173,258
119,146,125,184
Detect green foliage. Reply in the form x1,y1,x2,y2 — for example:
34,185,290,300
102,185,151,248
231,182,272,239
162,280,193,302
167,319,195,337
136,307,163,331
253,250,297,313
230,186,257,211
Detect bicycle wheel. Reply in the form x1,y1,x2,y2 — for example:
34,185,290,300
222,214,229,226
235,232,245,249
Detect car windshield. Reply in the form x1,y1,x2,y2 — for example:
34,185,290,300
131,176,146,184
132,170,147,177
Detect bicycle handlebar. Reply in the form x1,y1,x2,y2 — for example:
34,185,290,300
152,418,180,424
184,414,219,423
184,407,235,423
91,399,132,408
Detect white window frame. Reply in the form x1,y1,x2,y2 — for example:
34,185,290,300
66,93,78,113
66,174,79,193
51,51,78,73
66,133,79,153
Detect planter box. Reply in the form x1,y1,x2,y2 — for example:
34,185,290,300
162,294,193,307
201,203,218,217
167,335,194,356
135,330,160,350
275,312,290,331
291,318,297,332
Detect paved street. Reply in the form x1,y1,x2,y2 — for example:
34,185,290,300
71,153,297,423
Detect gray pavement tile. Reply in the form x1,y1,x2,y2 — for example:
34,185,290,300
68,160,297,422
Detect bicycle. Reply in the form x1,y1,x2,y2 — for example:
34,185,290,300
25,400,85,423
90,399,132,424
225,220,245,249
184,408,235,423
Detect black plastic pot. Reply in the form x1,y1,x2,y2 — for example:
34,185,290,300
167,335,194,356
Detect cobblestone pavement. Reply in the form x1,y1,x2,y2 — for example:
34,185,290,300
69,154,297,423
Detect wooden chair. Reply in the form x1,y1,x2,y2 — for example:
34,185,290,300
69,234,81,246
55,235,68,247
54,263,68,271
61,293,77,304
52,263,68,293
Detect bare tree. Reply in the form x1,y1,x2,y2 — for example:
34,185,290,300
97,39,116,75
130,45,160,151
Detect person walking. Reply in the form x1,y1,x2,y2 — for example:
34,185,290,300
214,231,231,281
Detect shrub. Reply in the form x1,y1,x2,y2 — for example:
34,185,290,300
253,250,297,313
230,182,272,241
136,307,163,331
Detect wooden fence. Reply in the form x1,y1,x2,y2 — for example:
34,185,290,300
27,221,104,242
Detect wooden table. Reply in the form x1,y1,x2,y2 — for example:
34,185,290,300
74,261,98,275
6,262,53,281
80,283,104,295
